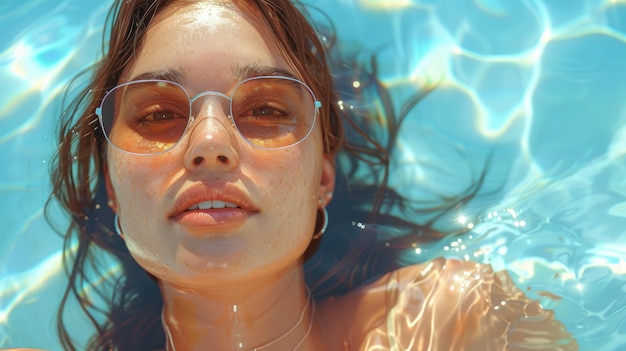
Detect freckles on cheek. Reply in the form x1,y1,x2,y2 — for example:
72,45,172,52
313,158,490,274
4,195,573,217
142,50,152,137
110,156,161,213
111,158,133,214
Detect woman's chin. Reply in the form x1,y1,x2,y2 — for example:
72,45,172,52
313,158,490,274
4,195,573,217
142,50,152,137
134,239,262,285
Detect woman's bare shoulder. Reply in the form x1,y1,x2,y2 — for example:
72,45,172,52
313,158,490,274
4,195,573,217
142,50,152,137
320,258,578,351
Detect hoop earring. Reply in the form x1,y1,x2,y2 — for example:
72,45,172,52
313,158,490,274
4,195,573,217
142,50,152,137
114,213,124,238
312,207,328,240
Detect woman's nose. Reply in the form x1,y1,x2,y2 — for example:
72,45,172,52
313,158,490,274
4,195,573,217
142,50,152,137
183,97,239,171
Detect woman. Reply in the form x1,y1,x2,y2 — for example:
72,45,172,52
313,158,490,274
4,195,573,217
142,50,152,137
47,0,578,350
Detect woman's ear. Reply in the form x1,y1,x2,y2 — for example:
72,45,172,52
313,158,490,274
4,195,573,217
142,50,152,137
318,154,336,207
103,163,117,213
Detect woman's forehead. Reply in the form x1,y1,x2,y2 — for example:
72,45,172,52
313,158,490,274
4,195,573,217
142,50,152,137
119,0,294,85
145,0,278,53
154,0,244,33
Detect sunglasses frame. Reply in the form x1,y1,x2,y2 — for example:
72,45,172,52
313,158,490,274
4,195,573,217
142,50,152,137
95,75,322,155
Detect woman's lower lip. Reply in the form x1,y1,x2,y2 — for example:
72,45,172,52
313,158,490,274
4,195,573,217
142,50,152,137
171,209,250,230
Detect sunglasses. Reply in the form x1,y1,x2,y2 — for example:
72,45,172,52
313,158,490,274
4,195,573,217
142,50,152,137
95,76,321,155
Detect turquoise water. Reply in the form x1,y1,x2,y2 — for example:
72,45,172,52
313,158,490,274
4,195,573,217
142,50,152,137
1,0,625,350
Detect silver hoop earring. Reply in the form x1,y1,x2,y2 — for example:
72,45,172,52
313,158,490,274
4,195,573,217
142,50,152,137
312,207,328,240
114,213,124,237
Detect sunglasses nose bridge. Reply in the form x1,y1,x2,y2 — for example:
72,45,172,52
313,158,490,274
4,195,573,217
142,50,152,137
190,91,231,103
189,91,232,123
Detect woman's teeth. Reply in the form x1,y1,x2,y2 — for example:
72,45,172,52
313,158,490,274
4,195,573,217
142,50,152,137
187,200,239,210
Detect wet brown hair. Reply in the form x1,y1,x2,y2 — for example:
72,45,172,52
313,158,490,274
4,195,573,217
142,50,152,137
48,0,479,349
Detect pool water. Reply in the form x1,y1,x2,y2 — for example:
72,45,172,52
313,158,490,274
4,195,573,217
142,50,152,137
1,0,625,350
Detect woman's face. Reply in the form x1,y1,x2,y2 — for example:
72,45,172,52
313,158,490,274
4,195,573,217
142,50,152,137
104,1,335,288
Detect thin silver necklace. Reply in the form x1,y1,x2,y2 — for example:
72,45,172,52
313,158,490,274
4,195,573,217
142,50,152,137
163,288,315,351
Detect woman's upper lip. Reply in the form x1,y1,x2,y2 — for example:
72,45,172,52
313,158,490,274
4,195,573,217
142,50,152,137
168,183,259,219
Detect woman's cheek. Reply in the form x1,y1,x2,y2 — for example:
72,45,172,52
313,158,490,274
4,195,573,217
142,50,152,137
110,155,162,237
113,155,155,199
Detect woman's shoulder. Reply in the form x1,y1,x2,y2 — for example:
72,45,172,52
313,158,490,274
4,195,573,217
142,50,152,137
319,258,578,351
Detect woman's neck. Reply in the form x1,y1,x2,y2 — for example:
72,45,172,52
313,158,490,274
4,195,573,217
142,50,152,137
158,263,317,351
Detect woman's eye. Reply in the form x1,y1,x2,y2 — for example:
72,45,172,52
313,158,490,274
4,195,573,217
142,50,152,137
147,110,180,121
251,106,281,117
135,105,187,125
237,100,292,120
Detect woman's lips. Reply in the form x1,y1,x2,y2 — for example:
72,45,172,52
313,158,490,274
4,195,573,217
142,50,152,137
168,184,260,232
171,207,251,231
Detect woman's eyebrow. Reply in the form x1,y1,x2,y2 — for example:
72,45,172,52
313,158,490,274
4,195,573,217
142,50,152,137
233,63,297,81
128,68,186,83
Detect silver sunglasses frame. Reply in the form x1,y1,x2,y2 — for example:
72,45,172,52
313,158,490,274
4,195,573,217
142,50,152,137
95,75,322,155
